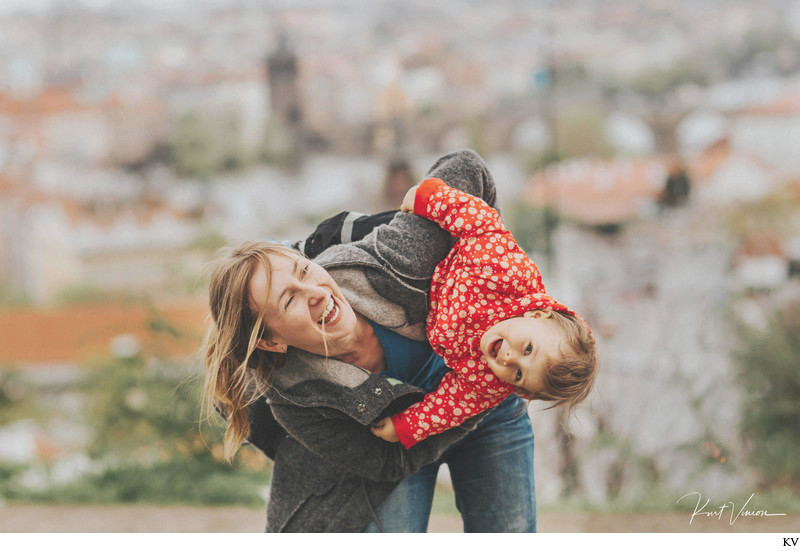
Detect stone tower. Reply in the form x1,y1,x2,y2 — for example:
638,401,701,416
265,32,304,168
267,32,303,131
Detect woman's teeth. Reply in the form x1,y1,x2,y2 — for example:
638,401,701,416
318,297,339,326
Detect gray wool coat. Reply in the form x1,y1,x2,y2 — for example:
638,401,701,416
246,150,501,532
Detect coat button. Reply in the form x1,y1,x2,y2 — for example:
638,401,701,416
373,388,383,396
356,403,366,413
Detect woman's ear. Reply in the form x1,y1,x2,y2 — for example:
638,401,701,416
256,339,288,354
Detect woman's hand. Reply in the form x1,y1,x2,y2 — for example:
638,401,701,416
400,184,420,213
370,416,399,442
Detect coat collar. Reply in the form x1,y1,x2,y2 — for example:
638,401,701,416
267,349,424,425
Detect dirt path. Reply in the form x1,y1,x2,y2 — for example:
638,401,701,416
0,504,795,532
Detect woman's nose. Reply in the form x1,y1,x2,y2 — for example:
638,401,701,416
304,282,327,305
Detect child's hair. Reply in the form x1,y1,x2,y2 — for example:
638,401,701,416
535,310,598,413
200,241,303,461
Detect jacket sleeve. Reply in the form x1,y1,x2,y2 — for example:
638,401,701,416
245,396,288,461
269,398,486,482
413,178,505,239
391,364,512,448
356,149,500,284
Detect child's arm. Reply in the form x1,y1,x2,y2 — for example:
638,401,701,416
408,178,505,240
381,365,513,448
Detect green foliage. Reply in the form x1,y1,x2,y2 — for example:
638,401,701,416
629,59,710,97
505,201,559,260
189,227,228,256
81,353,213,463
722,186,799,244
0,284,31,307
3,456,268,506
0,461,26,484
0,370,39,424
733,301,800,487
554,108,616,159
170,111,249,178
466,115,489,159
1,305,270,506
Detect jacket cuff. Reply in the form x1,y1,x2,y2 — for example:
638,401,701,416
414,178,446,217
391,412,418,449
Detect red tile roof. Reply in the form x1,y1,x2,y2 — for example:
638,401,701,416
0,301,209,368
523,156,671,225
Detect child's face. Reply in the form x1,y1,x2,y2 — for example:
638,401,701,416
479,309,567,396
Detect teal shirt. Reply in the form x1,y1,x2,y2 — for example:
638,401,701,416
367,320,448,394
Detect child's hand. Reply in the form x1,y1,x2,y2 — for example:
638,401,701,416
370,416,399,442
400,184,420,213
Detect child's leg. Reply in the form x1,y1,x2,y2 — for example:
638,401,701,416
444,395,536,533
362,462,439,532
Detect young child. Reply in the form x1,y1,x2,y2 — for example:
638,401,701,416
371,177,597,449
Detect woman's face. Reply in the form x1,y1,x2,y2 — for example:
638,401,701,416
248,253,358,356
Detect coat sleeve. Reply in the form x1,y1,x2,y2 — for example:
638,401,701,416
355,149,500,284
391,367,512,448
413,178,505,239
268,399,486,482
245,396,288,461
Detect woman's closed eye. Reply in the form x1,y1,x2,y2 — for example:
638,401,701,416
284,263,310,310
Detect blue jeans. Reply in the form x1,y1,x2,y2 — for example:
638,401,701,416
363,395,536,533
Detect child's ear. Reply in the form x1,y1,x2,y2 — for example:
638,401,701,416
523,309,553,319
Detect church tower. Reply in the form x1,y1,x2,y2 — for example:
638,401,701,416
267,32,302,130
266,32,304,166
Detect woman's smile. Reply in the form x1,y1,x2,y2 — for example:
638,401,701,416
318,296,342,327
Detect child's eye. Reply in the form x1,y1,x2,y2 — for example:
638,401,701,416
524,344,533,356
284,294,294,311
300,264,310,278
515,369,522,382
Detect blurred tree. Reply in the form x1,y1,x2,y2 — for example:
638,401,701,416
171,112,249,178
171,112,216,178
723,186,799,245
80,306,262,471
83,348,213,463
733,300,800,488
466,115,489,159
506,202,559,258
0,284,31,307
260,116,296,169
554,107,615,160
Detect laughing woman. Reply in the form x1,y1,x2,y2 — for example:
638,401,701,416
202,150,536,532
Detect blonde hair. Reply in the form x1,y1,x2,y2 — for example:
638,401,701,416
535,310,598,413
201,241,302,461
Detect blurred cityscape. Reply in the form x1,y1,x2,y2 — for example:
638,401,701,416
1,0,800,525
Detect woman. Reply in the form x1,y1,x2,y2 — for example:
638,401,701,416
203,150,536,532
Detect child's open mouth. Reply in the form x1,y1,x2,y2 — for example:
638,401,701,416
489,338,503,359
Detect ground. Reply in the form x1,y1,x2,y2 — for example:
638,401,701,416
0,504,795,532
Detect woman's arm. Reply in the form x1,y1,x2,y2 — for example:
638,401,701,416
269,398,487,482
245,397,287,460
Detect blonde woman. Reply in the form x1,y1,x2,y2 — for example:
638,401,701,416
203,150,536,532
